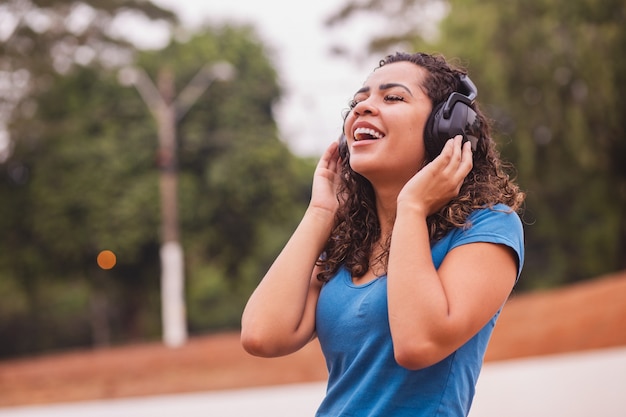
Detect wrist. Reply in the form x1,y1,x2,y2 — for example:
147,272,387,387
396,198,429,219
305,205,337,225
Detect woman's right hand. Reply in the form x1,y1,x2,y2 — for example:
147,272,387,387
309,140,341,215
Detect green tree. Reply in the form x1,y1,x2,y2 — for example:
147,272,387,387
0,66,162,355
0,0,177,150
0,0,176,357
134,27,315,332
326,0,626,289
0,24,314,357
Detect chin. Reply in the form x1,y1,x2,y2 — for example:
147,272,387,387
351,155,422,185
348,159,388,183
348,154,376,176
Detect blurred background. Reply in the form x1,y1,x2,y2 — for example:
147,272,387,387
0,0,624,376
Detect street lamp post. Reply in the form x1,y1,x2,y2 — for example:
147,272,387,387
121,61,235,348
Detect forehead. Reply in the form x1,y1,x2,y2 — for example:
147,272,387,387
363,61,427,90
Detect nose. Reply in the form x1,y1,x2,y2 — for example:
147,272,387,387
352,97,377,116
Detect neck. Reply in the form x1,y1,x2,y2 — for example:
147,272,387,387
373,183,402,238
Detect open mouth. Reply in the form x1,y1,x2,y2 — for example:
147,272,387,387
353,127,385,141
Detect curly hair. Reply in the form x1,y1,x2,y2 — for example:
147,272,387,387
316,52,525,282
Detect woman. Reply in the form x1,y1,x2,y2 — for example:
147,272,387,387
241,52,525,416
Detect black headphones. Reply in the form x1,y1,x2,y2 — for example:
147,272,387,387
423,74,482,159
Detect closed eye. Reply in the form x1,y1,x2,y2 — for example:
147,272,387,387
348,94,403,109
384,94,405,103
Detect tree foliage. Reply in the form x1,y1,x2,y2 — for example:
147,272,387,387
0,0,177,145
0,0,176,356
0,12,314,357
326,0,626,289
1,65,163,354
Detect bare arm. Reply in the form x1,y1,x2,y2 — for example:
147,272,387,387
387,136,518,369
241,141,341,357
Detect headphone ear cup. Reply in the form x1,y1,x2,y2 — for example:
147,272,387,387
448,104,480,151
423,75,481,159
424,100,480,159
423,102,447,160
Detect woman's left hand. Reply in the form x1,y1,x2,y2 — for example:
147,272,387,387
397,135,473,216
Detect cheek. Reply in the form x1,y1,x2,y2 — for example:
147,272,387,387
402,120,425,150
406,124,420,140
407,112,430,149
398,124,427,166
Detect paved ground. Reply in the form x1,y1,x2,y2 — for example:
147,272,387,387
469,346,626,417
1,347,625,417
0,270,625,414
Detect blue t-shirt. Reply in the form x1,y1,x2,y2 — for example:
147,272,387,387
315,204,524,417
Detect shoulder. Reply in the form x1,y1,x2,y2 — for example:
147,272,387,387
434,204,524,274
466,203,524,236
463,203,525,273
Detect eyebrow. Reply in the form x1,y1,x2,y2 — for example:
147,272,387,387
355,83,414,97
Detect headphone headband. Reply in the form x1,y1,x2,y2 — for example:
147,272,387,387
458,74,478,102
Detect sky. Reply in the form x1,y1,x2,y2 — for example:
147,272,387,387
129,0,379,157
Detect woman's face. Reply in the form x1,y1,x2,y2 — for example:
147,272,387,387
343,61,433,186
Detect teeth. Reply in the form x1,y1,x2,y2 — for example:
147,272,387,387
353,127,385,141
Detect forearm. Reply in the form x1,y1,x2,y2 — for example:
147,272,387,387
241,206,334,355
387,203,454,369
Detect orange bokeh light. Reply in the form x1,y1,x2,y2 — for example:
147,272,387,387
97,250,117,270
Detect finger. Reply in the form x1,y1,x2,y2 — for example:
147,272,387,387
448,141,473,191
438,135,462,175
328,151,339,174
460,140,473,173
328,141,340,172
319,141,339,169
451,135,464,163
433,137,455,166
